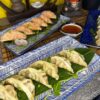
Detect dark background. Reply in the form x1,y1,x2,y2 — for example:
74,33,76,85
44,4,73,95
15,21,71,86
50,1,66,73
82,0,100,10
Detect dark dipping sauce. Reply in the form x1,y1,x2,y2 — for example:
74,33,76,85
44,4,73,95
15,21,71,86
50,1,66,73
62,25,82,34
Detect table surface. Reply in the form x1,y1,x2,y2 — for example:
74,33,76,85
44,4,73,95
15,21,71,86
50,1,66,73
0,9,100,99
67,73,100,100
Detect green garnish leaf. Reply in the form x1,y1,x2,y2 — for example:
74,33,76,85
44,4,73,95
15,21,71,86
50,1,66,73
53,82,61,96
32,80,49,96
16,88,28,100
75,48,95,64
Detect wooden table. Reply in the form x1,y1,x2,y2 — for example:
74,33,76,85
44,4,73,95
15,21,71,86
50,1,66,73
0,9,100,64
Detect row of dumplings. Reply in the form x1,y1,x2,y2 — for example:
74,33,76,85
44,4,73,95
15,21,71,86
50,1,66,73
0,10,57,46
0,50,87,100
95,15,100,46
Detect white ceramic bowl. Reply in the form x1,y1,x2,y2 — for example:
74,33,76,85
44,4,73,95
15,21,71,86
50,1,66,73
60,23,83,37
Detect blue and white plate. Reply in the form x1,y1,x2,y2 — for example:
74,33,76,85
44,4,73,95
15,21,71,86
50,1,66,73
0,36,100,100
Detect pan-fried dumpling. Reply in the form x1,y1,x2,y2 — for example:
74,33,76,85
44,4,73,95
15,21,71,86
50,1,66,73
15,26,34,35
5,85,18,100
13,75,35,96
28,25,42,31
31,18,48,27
59,50,87,67
4,78,34,100
51,56,74,73
19,68,51,88
0,85,17,100
41,11,56,19
23,22,37,27
30,60,59,80
22,79,35,96
40,14,53,24
23,22,42,31
0,30,27,42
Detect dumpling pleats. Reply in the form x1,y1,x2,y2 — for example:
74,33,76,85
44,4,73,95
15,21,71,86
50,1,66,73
0,85,17,100
19,68,51,88
31,18,48,27
15,26,34,35
40,14,53,24
0,30,27,42
5,85,18,100
59,50,87,67
4,78,34,100
41,11,57,19
51,56,74,73
13,75,35,97
30,60,59,80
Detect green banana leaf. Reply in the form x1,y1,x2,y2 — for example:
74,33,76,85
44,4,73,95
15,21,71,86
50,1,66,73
32,48,95,96
16,88,28,100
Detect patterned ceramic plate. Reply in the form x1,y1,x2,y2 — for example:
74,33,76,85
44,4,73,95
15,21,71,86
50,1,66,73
0,14,70,56
0,36,100,100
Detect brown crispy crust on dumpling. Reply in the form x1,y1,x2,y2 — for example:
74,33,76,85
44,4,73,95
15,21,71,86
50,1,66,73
16,26,34,35
31,17,48,27
0,30,27,42
41,11,56,19
40,14,53,24
23,22,42,31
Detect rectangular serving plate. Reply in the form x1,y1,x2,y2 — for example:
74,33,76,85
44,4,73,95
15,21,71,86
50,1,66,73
0,36,100,100
0,14,70,56
80,10,100,48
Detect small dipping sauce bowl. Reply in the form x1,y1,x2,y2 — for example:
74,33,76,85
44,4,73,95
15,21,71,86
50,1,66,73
60,23,83,37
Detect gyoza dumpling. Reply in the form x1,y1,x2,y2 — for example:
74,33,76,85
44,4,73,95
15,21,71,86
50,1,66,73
4,78,34,100
31,18,48,27
59,50,87,67
41,11,56,19
23,22,42,31
13,75,35,97
0,85,17,100
22,79,35,96
51,56,74,73
40,14,53,24
0,30,27,42
15,26,34,35
96,30,100,37
5,85,18,100
96,38,100,46
19,68,51,88
30,60,59,80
